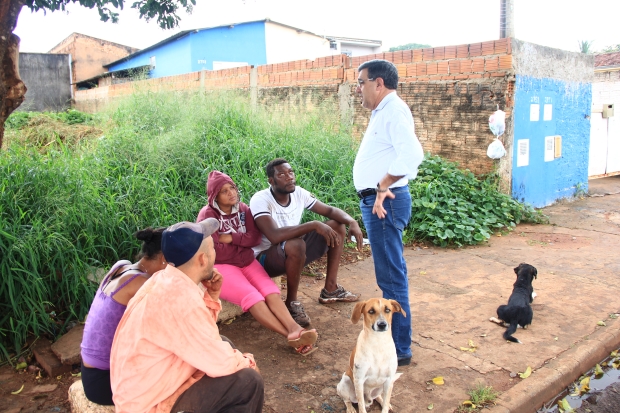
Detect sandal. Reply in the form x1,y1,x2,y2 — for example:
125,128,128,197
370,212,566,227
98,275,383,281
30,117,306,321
287,329,318,348
295,344,318,356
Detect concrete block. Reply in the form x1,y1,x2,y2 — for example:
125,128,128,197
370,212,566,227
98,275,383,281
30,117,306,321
51,324,84,365
32,337,72,377
68,380,115,413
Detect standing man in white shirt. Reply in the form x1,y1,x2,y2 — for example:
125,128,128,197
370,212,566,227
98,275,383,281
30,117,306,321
250,158,364,328
353,59,424,366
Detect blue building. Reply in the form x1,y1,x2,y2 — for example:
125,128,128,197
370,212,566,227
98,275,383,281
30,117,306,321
104,19,381,79
508,40,594,207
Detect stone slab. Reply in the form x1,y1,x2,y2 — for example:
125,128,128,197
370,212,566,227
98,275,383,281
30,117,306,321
51,324,84,366
32,337,71,378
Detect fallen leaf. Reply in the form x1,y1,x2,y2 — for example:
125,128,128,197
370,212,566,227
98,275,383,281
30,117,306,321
432,376,444,385
519,366,532,379
420,271,427,275
468,339,477,348
460,347,470,352
427,403,434,410
480,334,487,337
71,372,81,377
15,362,27,370
558,397,574,412
611,350,618,357
462,401,475,407
11,384,24,395
554,337,559,341
223,317,236,325
597,321,606,327
56,375,62,379
594,364,604,378
612,360,620,369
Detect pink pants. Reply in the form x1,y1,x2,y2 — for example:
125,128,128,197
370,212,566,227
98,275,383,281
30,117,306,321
215,260,281,312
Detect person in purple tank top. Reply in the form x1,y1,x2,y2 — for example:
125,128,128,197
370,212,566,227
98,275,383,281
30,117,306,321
80,227,167,405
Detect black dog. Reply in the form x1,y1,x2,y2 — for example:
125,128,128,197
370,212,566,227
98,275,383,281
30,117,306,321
490,263,538,343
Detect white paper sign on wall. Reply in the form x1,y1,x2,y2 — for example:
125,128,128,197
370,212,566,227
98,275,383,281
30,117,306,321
544,104,553,121
517,139,530,167
530,104,540,121
544,136,555,162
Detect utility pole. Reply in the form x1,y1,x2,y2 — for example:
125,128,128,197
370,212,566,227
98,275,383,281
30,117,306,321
500,0,514,38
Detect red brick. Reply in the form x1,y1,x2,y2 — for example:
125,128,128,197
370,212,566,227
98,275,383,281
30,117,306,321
437,61,449,74
469,43,482,57
426,62,438,75
442,75,455,80
429,75,443,80
444,46,456,59
384,51,395,62
392,50,403,64
402,49,413,62
468,74,483,79
416,63,427,76
457,45,469,58
471,58,485,72
422,48,434,61
454,74,468,80
495,38,509,54
460,60,473,73
448,60,460,73
486,57,499,71
433,47,445,60
413,49,423,62
396,64,407,78
416,76,430,81
406,64,417,77
499,55,513,69
491,71,507,77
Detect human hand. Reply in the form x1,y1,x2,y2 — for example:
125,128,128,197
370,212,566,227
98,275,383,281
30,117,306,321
348,221,364,251
315,221,340,248
204,268,223,300
372,189,396,219
218,233,233,244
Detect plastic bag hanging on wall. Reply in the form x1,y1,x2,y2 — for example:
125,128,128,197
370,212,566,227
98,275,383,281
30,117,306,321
487,109,506,159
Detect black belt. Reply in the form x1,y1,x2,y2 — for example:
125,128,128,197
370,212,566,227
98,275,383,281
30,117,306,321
356,188,377,199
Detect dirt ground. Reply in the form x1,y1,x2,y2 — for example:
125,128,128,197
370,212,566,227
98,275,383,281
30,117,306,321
2,176,620,413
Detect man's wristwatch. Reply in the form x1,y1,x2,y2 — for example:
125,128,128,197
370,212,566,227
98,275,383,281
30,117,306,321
376,183,388,193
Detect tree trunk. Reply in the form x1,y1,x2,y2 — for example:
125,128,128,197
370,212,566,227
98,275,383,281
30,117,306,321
0,0,26,150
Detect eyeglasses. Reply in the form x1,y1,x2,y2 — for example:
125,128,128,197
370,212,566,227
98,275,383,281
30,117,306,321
357,78,375,86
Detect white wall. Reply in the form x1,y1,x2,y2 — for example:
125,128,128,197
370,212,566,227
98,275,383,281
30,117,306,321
338,42,381,57
264,22,336,64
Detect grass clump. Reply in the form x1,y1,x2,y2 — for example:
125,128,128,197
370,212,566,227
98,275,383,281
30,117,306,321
407,155,547,247
455,384,499,412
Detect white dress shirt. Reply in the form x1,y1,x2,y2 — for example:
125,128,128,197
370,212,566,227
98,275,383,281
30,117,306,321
353,91,424,191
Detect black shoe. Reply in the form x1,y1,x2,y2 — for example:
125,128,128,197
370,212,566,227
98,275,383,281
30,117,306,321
288,301,311,327
397,356,412,366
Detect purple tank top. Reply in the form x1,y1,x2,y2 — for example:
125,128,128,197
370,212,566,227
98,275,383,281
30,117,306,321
81,260,145,370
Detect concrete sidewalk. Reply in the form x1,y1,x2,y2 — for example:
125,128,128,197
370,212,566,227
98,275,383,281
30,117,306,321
218,176,620,413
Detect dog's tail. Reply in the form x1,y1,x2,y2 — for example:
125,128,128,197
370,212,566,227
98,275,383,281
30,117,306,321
503,320,521,343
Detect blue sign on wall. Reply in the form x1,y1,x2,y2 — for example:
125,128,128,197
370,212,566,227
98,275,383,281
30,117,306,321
511,75,592,207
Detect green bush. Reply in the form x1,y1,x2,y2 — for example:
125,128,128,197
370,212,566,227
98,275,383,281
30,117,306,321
0,90,545,359
407,155,546,246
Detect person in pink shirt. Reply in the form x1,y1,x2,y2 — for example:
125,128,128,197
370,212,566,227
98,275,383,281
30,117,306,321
197,171,318,355
110,219,263,413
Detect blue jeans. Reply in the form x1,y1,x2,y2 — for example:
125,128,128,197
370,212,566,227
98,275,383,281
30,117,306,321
360,186,412,359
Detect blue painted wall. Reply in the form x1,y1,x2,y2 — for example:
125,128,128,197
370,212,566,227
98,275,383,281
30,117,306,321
189,21,267,71
107,21,267,77
511,75,592,207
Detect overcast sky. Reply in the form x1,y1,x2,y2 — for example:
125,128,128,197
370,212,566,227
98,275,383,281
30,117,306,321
14,0,620,55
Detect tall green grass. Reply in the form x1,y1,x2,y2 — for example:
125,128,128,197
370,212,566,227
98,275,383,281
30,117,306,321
0,90,544,358
0,91,358,358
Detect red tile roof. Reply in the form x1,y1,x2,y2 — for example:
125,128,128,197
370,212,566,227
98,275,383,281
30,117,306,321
595,52,620,67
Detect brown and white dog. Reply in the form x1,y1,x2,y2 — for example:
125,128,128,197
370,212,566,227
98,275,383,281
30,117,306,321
337,298,405,413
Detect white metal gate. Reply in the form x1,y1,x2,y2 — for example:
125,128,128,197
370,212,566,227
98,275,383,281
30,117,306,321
588,110,620,177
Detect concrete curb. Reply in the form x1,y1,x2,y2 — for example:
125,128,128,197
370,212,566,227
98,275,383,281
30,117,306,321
490,320,620,413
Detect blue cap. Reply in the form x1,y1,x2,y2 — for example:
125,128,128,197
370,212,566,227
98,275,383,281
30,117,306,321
162,218,219,267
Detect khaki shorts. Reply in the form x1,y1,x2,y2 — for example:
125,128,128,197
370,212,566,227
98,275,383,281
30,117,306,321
256,230,329,277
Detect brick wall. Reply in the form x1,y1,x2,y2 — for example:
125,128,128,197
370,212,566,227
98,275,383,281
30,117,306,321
75,38,514,174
